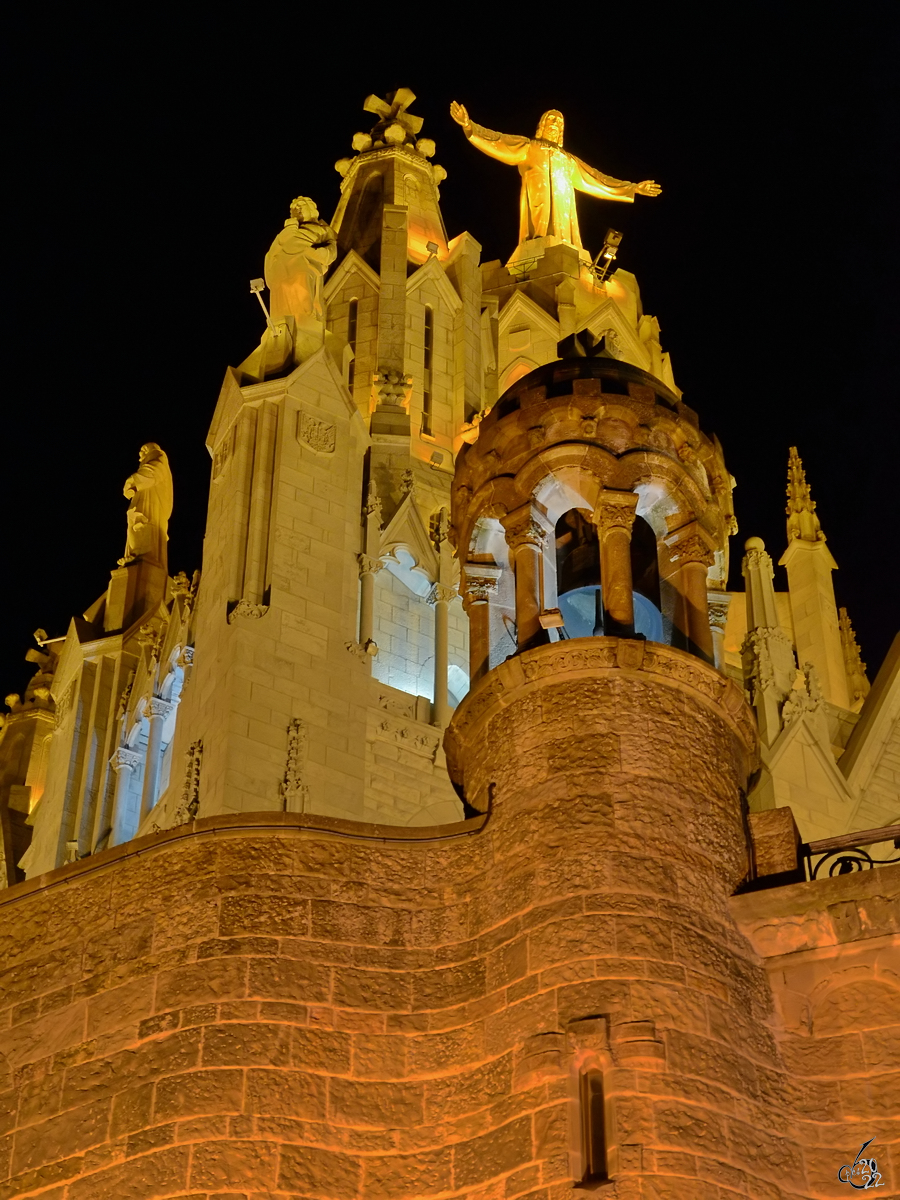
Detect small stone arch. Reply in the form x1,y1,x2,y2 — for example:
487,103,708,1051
809,966,900,1036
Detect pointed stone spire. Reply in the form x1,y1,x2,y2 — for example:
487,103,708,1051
331,87,449,271
786,446,823,543
839,607,870,710
779,447,848,707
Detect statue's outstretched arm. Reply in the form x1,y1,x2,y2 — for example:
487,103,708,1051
571,155,637,203
467,123,530,166
574,155,662,200
451,101,529,165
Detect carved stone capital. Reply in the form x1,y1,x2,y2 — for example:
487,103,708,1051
502,507,549,551
358,553,385,578
375,367,412,408
427,583,456,607
148,698,177,721
665,521,716,566
707,593,732,633
111,747,141,772
671,535,716,567
592,490,639,537
462,575,499,609
228,599,270,623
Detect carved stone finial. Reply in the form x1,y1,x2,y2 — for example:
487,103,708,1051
839,607,870,708
786,447,824,543
280,718,310,812
430,508,450,548
174,739,203,825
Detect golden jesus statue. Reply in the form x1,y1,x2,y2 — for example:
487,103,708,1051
450,103,661,250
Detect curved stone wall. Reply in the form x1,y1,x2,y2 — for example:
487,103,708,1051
0,642,827,1199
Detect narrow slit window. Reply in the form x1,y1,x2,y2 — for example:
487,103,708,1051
347,298,358,391
580,1070,608,1184
423,306,434,436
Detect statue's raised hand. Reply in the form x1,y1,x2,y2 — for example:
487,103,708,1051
636,180,662,197
450,101,472,135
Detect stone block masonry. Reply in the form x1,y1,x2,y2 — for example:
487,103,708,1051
0,642,896,1197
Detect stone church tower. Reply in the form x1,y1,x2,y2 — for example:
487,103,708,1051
0,89,897,1198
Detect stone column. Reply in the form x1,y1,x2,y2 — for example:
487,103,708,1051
462,570,499,685
428,583,456,727
663,522,716,663
502,506,551,652
592,491,639,638
110,747,141,846
357,554,383,652
140,698,176,822
707,591,732,673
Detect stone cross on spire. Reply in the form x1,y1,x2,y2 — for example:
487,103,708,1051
786,446,824,542
363,88,424,144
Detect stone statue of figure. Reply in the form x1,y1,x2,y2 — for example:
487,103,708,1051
450,103,661,250
265,196,337,328
239,196,339,382
120,443,173,568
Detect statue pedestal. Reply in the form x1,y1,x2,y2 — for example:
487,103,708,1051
507,235,591,273
104,559,167,633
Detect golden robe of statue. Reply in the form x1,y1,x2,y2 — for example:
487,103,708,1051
450,104,661,250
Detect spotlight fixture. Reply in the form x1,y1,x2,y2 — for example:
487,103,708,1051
591,228,623,285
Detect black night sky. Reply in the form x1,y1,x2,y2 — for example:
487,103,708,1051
2,11,896,696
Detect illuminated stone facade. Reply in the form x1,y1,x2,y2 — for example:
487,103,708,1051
0,88,897,1198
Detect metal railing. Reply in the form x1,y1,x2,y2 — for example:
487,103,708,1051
802,824,900,881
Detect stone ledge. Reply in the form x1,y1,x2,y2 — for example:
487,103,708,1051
0,810,488,909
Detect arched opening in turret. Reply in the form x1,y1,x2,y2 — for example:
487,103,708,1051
554,508,663,642
629,515,663,641
556,509,603,638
